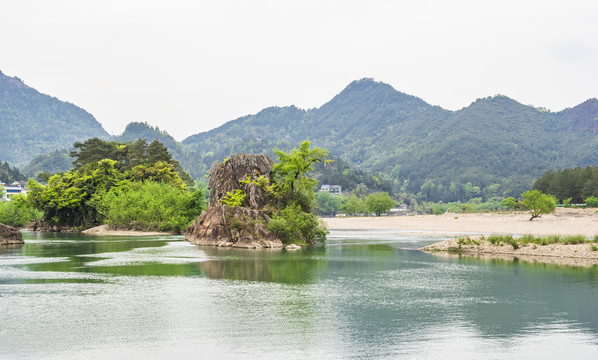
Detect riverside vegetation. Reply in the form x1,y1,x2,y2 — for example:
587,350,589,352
25,138,206,233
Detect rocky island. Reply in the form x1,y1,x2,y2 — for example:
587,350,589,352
0,223,24,245
185,154,283,249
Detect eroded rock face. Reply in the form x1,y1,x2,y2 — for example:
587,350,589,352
208,153,274,209
185,205,282,248
185,154,282,249
0,223,24,245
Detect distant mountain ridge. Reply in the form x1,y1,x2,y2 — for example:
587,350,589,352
3,71,598,199
183,79,598,196
0,70,109,166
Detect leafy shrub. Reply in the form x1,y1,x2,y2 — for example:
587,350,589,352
0,194,43,228
268,203,328,245
500,197,517,210
585,196,598,208
98,181,205,233
221,189,246,207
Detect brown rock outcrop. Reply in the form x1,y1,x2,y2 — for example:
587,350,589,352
185,154,282,249
0,223,24,245
207,153,274,209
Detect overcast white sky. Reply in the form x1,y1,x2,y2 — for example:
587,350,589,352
2,0,597,140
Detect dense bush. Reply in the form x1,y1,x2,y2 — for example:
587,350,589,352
0,194,42,228
267,203,327,244
98,181,205,233
585,196,598,207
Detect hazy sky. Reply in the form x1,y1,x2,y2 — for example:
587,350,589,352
2,0,597,140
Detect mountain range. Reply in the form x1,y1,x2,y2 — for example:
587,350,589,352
2,71,598,198
0,70,109,166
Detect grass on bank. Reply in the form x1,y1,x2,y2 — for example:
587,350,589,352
456,234,598,250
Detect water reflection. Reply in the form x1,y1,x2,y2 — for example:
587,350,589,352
1,232,598,359
198,246,327,284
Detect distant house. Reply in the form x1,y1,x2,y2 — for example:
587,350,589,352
1,181,29,200
387,204,412,216
320,184,342,196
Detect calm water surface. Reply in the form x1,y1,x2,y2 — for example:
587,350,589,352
1,230,598,359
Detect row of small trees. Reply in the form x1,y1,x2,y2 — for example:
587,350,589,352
314,191,396,217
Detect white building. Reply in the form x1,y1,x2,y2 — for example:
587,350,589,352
320,184,342,196
0,181,29,201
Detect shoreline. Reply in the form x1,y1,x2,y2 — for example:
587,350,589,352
323,208,598,267
323,208,598,237
81,224,174,236
420,237,598,267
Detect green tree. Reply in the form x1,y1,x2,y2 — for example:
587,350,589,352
365,192,395,216
272,140,330,212
268,140,330,244
0,184,5,198
70,138,119,169
500,197,517,210
351,183,370,199
463,182,481,199
342,195,366,215
521,189,556,221
315,191,345,216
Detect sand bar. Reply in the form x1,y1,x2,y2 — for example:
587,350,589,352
323,208,598,237
81,224,172,236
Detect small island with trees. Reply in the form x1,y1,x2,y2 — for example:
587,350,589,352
186,140,329,249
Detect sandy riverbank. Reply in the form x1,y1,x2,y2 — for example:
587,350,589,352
81,224,173,236
420,237,598,267
323,208,598,237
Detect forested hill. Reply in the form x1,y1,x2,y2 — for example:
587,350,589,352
115,122,205,179
0,70,109,166
183,78,598,197
5,71,598,200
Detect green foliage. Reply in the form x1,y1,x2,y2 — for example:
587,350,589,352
521,189,556,220
26,139,191,229
267,203,327,245
365,192,395,216
500,197,517,210
265,141,330,243
585,196,598,207
221,189,246,207
534,166,598,204
98,181,206,233
314,191,346,216
22,149,73,176
311,156,393,194
487,234,514,246
272,140,330,208
0,161,27,183
341,195,366,215
491,234,593,248
70,138,193,187
0,194,42,227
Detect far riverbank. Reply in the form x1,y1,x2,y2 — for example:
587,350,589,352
322,208,598,237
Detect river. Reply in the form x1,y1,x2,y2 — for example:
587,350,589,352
1,230,598,359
